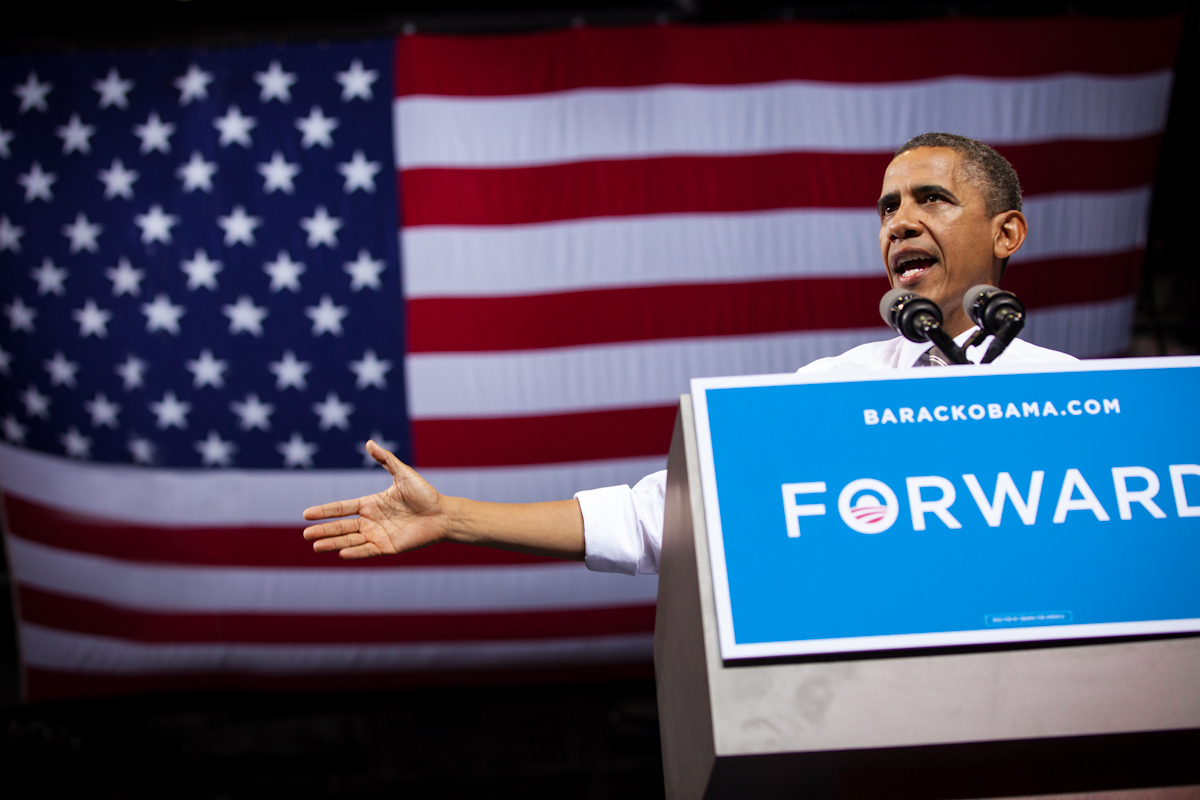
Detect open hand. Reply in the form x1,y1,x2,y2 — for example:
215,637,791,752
302,440,447,559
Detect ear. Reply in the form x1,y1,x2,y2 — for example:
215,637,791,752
992,210,1027,261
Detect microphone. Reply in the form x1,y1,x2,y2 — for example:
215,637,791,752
879,289,970,364
962,285,1025,364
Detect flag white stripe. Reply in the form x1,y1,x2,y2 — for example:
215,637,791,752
8,536,658,614
21,623,654,675
1021,294,1136,359
0,443,391,526
395,72,1172,169
421,456,667,504
408,328,891,418
407,298,1132,419
0,445,664,519
402,189,1150,298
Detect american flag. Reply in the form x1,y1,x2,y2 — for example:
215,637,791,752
0,16,1181,700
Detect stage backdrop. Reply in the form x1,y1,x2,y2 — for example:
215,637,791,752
0,16,1181,700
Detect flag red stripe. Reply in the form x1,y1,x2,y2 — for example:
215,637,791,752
413,406,676,468
18,586,655,645
2,495,558,568
24,662,657,702
407,251,1141,354
394,18,1181,97
399,138,1159,227
1002,250,1143,311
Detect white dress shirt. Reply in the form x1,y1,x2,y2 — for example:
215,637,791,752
575,331,1077,575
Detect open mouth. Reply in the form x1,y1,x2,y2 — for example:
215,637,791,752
892,254,938,286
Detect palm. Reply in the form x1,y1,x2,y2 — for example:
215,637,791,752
302,441,447,559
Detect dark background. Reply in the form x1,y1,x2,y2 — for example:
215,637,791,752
2,2,1197,797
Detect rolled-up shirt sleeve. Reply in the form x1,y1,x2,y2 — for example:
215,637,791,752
575,469,666,575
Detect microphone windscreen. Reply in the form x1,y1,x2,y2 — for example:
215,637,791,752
879,288,917,330
962,284,1000,323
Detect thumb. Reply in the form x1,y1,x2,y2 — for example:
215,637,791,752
366,439,406,480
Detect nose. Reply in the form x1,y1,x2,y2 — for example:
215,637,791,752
886,200,923,241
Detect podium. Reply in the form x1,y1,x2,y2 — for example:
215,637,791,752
654,358,1200,799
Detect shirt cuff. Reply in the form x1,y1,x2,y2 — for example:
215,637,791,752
575,484,640,575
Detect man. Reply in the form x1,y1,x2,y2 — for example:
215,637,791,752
302,132,1075,573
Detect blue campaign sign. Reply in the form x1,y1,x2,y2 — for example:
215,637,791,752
690,356,1200,661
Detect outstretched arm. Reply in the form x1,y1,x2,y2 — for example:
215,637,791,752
302,440,585,561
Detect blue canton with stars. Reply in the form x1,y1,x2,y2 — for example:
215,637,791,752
0,40,411,469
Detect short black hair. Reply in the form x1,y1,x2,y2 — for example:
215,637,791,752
894,132,1023,217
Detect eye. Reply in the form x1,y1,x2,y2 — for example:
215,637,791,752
922,192,946,204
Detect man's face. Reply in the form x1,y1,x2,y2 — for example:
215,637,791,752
877,147,1004,336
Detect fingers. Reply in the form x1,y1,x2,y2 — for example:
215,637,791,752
339,544,382,560
311,532,367,553
303,517,361,541
310,532,386,560
302,497,361,521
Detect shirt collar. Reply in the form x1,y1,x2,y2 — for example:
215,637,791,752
899,326,981,368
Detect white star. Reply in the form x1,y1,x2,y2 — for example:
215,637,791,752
21,385,51,419
128,435,156,465
72,299,112,338
0,126,13,158
263,251,305,292
176,151,217,193
174,64,213,105
60,427,92,460
186,348,228,388
358,432,397,467
31,258,68,296
181,249,222,291
17,161,56,202
55,113,95,155
222,295,268,337
214,105,256,147
313,392,354,431
134,204,179,245
84,392,121,429
14,72,51,113
230,393,274,432
62,212,102,253
3,414,26,445
98,157,138,200
105,256,145,296
0,215,24,252
93,68,134,109
0,345,10,375
217,205,262,246
149,391,191,430
336,59,378,102
195,430,237,467
133,111,175,154
4,297,36,333
349,349,392,389
256,151,300,194
141,293,185,335
277,432,317,469
337,150,380,194
254,60,296,103
115,355,148,390
295,106,338,149
300,206,342,248
268,351,311,391
44,351,79,387
305,295,348,336
344,249,386,292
